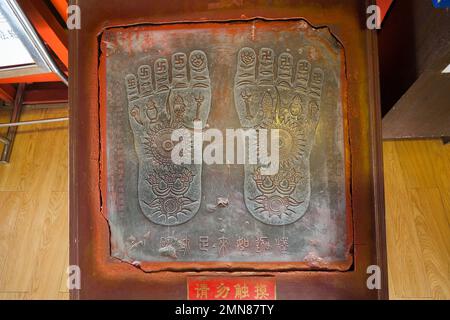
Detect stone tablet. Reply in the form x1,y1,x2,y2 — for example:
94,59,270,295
103,20,350,267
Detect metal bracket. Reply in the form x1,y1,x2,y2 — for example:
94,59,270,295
0,136,10,145
0,83,25,164
0,117,68,128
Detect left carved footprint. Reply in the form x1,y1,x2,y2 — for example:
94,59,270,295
125,50,211,226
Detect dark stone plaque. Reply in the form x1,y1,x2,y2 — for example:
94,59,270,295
103,20,350,267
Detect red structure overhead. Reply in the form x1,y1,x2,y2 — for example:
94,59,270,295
0,1,68,104
50,0,68,21
377,0,394,24
16,0,68,69
0,84,16,103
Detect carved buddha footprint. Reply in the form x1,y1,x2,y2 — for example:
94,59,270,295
125,50,211,226
234,47,324,225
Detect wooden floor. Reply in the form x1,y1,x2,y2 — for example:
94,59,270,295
0,106,68,300
0,106,448,299
384,139,450,299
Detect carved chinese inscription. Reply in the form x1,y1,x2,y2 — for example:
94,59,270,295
104,20,350,268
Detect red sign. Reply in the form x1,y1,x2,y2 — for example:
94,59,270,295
187,277,276,300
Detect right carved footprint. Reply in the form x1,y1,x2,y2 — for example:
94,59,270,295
125,50,211,226
234,47,324,225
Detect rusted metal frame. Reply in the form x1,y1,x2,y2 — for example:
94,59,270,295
0,84,16,103
16,0,68,69
70,0,386,300
0,83,25,164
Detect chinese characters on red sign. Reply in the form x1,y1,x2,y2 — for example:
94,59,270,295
187,277,276,300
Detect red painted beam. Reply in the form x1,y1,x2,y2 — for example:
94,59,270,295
0,84,16,103
377,0,394,24
50,0,68,21
22,82,68,104
17,0,68,68
0,73,61,84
